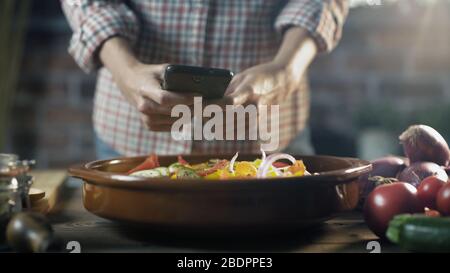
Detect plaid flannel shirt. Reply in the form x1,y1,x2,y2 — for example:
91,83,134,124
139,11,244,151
62,0,348,156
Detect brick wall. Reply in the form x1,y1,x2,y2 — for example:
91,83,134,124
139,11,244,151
309,0,450,157
7,0,450,167
9,1,97,168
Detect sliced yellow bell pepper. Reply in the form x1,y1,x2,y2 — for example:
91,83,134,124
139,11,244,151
205,170,221,180
234,161,257,177
288,160,306,176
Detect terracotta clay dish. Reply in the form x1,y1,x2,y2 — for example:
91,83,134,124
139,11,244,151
69,154,371,231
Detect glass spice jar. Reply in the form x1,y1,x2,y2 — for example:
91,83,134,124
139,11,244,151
0,154,20,243
0,154,34,231
0,178,19,224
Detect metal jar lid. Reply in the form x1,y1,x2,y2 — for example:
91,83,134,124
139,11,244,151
0,154,19,175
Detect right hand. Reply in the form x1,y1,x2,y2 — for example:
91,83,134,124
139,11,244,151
99,37,196,132
114,63,195,132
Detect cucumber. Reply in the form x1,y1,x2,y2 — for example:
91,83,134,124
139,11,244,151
386,214,450,252
169,163,183,174
154,167,169,176
129,169,161,178
176,167,200,179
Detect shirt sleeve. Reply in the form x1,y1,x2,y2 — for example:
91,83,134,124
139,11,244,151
61,0,139,73
274,0,349,53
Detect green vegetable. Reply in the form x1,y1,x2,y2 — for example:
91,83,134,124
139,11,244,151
176,167,200,179
169,163,183,174
154,167,169,176
208,159,220,167
386,214,450,252
129,169,161,178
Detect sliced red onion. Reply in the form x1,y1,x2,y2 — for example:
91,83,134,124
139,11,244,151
257,153,296,178
260,148,266,162
273,167,283,176
257,148,280,175
229,152,239,173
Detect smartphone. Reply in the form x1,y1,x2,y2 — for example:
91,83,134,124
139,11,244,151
162,64,234,99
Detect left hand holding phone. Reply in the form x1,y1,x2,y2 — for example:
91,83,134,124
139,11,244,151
99,37,196,132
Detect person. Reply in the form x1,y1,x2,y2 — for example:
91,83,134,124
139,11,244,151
61,0,348,159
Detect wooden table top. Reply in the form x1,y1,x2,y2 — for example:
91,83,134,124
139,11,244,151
48,178,404,253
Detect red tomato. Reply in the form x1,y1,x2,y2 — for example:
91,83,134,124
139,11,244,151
196,160,228,176
273,162,290,168
364,182,422,238
177,155,189,165
417,176,446,210
436,182,450,216
127,154,160,174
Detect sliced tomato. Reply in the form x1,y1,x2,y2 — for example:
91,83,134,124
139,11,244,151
272,162,290,168
197,160,228,176
127,154,160,174
178,155,189,165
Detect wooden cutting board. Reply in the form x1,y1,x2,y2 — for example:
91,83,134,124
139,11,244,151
29,170,67,214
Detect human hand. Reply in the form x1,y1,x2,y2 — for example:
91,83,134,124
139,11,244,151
115,63,195,132
100,37,196,132
224,61,303,107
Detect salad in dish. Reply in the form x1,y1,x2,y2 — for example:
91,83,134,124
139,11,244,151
127,150,310,179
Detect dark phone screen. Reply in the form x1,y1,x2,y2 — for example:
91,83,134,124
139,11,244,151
163,65,233,99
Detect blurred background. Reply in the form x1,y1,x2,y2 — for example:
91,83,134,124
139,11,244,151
1,0,450,168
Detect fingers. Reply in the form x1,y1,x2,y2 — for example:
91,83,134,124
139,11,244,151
204,96,234,111
137,97,172,115
224,73,245,96
140,83,197,106
147,114,180,125
137,64,197,106
140,114,176,132
225,78,280,106
231,87,253,105
257,90,279,106
224,73,256,105
145,123,173,132
138,95,182,132
139,63,168,81
227,81,253,105
155,63,169,80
